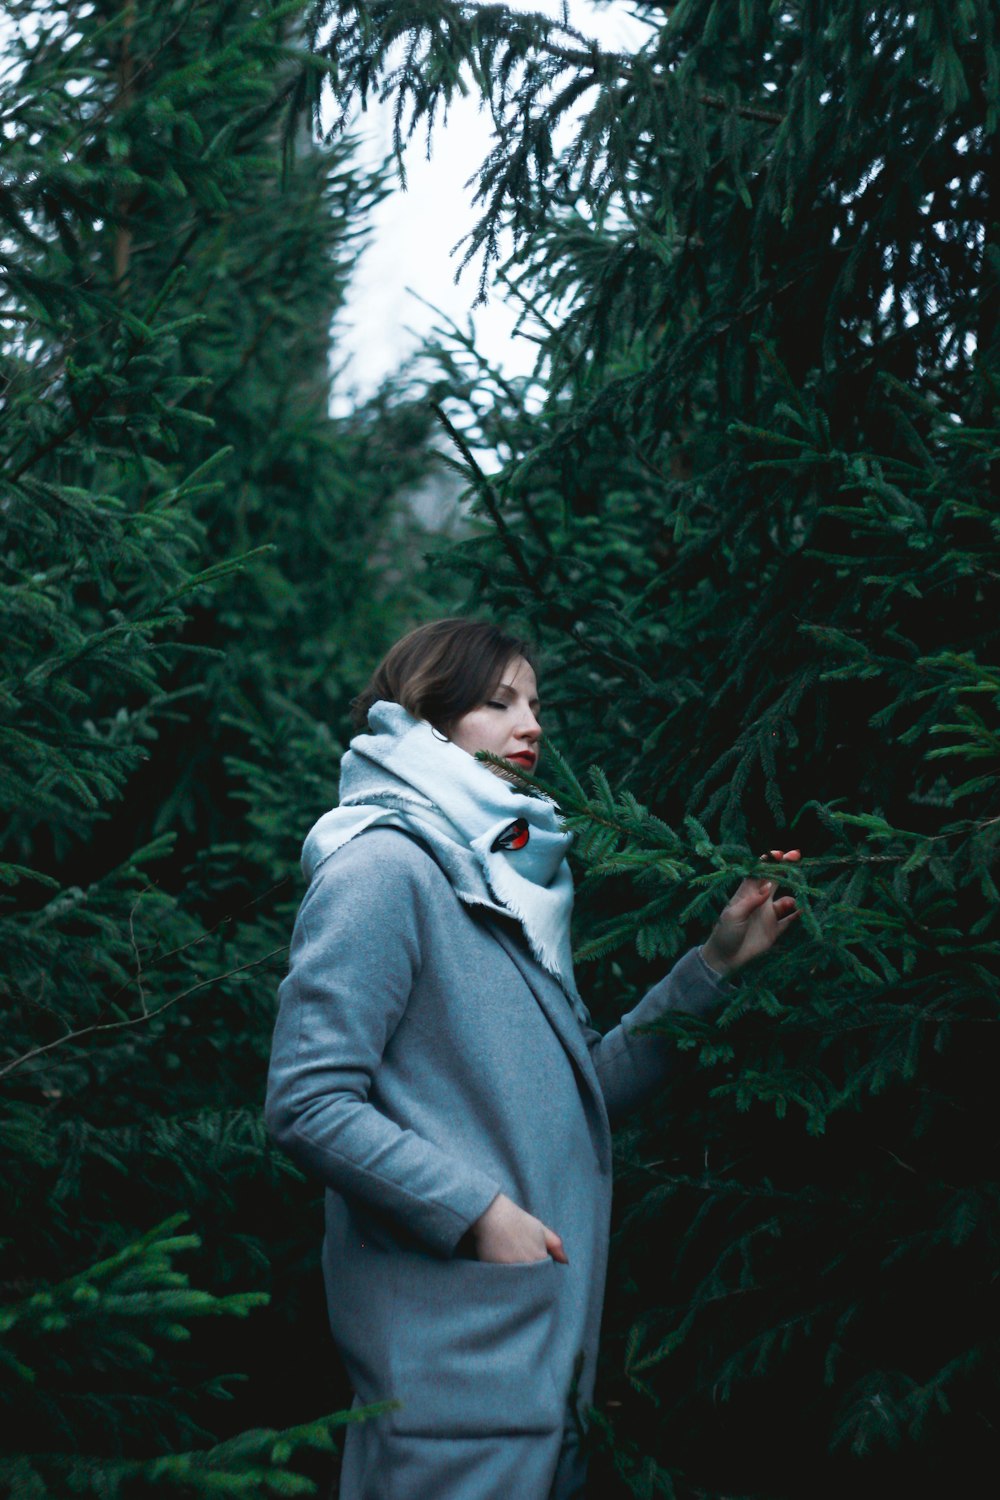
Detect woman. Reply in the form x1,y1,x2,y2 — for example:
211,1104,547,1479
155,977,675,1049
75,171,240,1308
265,618,799,1500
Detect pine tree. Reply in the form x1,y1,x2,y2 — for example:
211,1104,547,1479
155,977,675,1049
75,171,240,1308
311,2,1000,1492
2,1,440,1491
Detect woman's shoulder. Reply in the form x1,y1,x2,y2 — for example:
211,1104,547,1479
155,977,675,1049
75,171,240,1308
287,828,451,968
303,826,448,914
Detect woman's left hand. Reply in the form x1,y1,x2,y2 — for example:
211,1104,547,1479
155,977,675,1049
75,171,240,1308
700,848,801,978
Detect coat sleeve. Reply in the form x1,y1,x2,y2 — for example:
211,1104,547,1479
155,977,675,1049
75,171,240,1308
264,837,502,1257
575,947,736,1127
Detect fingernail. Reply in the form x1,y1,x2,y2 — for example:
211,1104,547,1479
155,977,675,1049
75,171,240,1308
761,880,773,894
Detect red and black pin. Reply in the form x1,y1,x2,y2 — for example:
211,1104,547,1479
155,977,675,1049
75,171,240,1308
491,818,530,852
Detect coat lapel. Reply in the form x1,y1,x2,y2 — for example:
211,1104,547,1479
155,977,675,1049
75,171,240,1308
480,914,608,1130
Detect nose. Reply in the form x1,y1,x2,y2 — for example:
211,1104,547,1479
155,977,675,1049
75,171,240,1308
516,710,542,743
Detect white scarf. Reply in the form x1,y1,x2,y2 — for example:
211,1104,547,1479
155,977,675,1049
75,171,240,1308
301,700,579,997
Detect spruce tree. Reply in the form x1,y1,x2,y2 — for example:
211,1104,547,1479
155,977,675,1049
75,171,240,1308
2,1,439,1491
312,2,1000,1492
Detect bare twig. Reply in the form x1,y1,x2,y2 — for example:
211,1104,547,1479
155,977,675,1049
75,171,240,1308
1,947,287,1082
128,884,152,1018
428,399,543,595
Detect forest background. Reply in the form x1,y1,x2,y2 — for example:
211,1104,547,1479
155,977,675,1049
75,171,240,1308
2,1,998,1497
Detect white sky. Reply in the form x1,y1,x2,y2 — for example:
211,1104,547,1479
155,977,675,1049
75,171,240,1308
326,2,650,418
0,3,649,430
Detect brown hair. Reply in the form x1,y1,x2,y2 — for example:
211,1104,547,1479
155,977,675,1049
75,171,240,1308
350,618,536,734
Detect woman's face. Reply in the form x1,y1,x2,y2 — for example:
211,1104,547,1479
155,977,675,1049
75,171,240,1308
447,655,542,774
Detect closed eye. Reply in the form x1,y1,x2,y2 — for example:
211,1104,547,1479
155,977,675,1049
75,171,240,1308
486,697,543,724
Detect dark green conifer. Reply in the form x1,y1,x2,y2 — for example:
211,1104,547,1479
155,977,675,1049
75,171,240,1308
313,2,1000,1491
2,1,436,1491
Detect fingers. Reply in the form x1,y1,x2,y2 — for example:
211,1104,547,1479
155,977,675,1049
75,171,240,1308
725,881,772,919
729,885,799,931
544,1226,569,1265
725,850,802,934
755,849,801,899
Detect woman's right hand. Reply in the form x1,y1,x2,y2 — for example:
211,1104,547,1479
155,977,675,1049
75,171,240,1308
470,1192,569,1264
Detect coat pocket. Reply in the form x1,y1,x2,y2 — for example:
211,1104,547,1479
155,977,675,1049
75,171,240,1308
389,1255,565,1437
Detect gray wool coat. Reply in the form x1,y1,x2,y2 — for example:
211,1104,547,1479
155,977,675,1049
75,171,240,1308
264,827,732,1500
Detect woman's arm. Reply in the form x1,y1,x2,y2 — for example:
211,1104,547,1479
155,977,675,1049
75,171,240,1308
577,850,801,1125
576,946,734,1126
264,834,502,1257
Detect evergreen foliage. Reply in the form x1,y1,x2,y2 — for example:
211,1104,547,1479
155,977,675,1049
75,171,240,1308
2,1,442,1492
312,1,1000,1492
1,1214,392,1497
